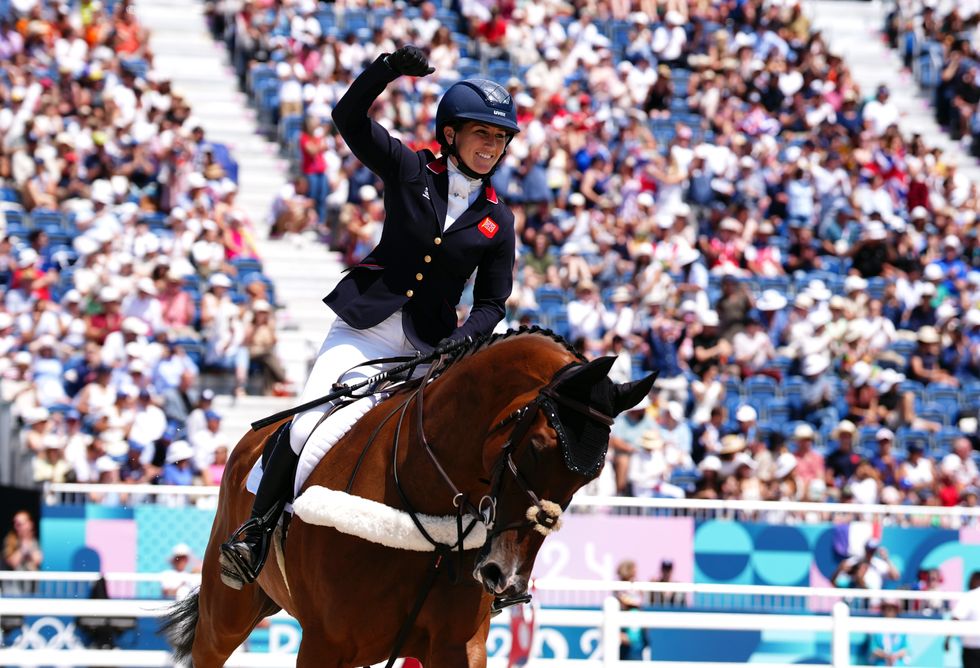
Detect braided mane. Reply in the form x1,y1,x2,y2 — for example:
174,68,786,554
438,325,584,369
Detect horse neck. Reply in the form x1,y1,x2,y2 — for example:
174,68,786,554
394,336,573,512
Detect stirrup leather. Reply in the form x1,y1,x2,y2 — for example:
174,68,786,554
219,503,282,589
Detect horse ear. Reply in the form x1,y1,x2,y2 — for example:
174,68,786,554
561,356,616,387
611,372,658,415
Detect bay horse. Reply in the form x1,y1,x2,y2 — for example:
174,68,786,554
162,327,655,667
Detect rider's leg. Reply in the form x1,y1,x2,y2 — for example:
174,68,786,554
219,312,416,589
219,420,297,589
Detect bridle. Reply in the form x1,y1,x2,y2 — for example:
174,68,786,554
480,361,615,538
362,356,615,668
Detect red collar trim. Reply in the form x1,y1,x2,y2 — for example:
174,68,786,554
485,185,498,204
426,157,447,174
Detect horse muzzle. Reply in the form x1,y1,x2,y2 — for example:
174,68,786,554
473,557,527,597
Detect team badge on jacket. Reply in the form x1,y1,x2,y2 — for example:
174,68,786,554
478,217,499,239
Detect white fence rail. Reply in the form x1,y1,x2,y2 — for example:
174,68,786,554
0,596,975,668
41,483,980,526
0,573,964,617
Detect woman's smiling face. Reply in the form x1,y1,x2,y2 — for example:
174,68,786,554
445,121,510,175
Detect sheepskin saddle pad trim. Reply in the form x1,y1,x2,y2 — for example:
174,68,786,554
292,485,488,552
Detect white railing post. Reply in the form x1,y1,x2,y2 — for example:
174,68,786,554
602,596,620,668
831,601,850,668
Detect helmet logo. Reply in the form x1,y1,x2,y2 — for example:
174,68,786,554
492,110,506,117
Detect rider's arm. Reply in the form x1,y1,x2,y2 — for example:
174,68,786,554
331,56,416,181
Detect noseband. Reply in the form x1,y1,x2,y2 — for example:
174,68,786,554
482,362,616,538
381,359,615,560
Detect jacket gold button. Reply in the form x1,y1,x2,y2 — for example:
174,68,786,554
424,255,431,263
416,273,423,281
405,290,414,298
434,237,442,245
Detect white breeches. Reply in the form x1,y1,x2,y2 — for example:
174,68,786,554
290,311,421,497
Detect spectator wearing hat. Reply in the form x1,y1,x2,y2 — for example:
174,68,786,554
931,235,969,297
190,410,231,473
201,273,248,396
32,433,71,483
832,538,900,593
899,444,936,493
792,423,825,497
161,440,196,486
121,277,163,334
868,598,909,666
129,389,167,451
756,290,789,346
610,394,656,495
941,438,980,492
101,316,150,368
244,300,291,396
909,325,959,388
694,454,723,499
21,407,52,455
799,353,837,430
119,440,155,485
90,455,124,505
844,362,879,425
656,402,693,457
567,280,607,346
158,270,196,337
870,428,902,488
732,315,777,380
826,420,861,486
628,430,689,499
161,543,200,600
86,286,124,345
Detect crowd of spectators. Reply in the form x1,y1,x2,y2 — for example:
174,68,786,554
0,0,291,492
886,0,980,158
209,0,980,507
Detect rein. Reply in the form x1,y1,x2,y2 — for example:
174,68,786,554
379,357,614,668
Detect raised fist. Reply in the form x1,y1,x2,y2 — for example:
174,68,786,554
384,45,435,77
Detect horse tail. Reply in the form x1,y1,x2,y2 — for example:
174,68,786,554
159,588,200,665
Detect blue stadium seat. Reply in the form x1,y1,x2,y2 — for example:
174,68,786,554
897,428,930,454
917,402,950,427
535,285,567,316
926,383,959,415
960,381,980,413
932,426,961,456
781,375,806,412
745,376,778,402
866,277,887,301
342,9,369,32
898,379,926,406
765,397,792,427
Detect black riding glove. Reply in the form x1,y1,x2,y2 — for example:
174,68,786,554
434,335,473,356
384,45,435,77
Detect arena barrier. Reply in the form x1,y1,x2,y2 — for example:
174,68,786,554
0,578,974,667
40,482,980,526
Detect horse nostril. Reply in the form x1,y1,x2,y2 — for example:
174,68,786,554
479,562,504,593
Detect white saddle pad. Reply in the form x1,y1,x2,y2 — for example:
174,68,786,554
292,486,487,551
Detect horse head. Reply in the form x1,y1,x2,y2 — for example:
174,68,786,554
473,354,655,600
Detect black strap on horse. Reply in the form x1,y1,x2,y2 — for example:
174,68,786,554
250,337,474,431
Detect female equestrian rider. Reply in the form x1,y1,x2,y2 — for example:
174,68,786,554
220,45,521,589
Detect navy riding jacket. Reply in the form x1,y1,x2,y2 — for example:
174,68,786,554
326,56,516,348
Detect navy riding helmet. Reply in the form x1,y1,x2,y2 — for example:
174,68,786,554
435,79,520,178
